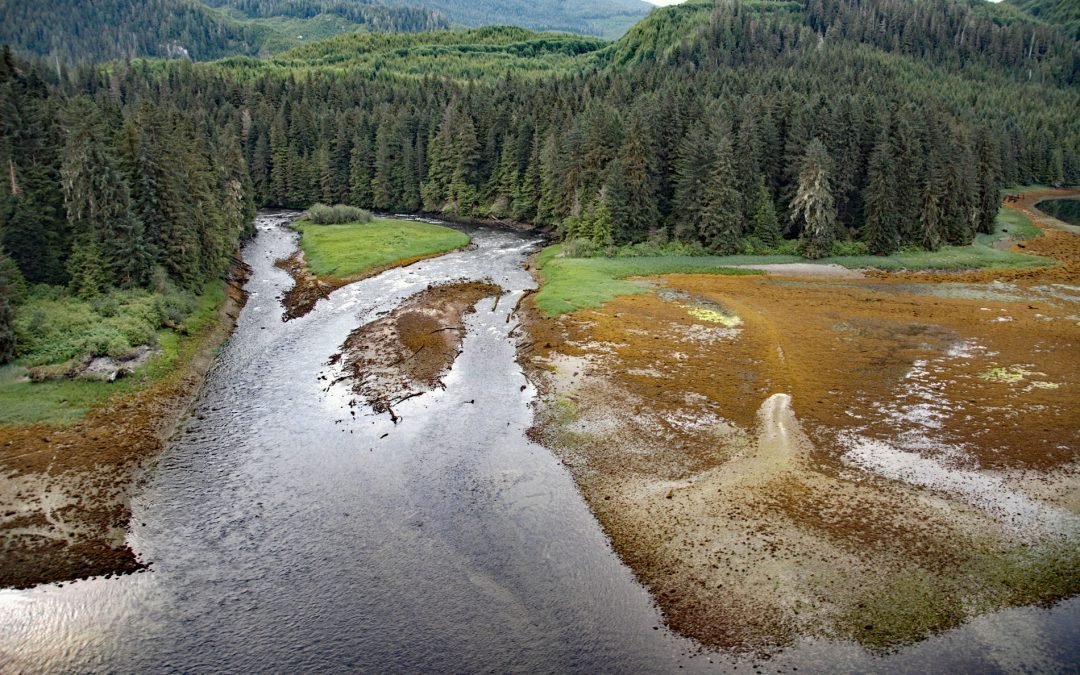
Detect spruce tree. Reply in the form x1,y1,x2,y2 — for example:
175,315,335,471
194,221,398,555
790,139,837,259
862,134,900,255
699,134,743,255
0,249,18,364
750,175,781,248
671,121,713,243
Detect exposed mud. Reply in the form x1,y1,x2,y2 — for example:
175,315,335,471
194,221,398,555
333,281,503,418
521,206,1080,652
277,246,471,321
0,260,250,589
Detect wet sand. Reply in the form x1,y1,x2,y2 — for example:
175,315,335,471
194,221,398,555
522,215,1080,651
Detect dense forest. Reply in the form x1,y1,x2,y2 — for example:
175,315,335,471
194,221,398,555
0,0,448,64
1,0,1079,364
0,46,255,322
0,0,648,66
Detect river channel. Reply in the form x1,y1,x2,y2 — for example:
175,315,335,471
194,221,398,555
1,212,1076,673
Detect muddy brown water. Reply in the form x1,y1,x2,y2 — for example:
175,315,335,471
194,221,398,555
0,211,1077,672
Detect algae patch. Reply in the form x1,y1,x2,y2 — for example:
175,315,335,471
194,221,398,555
684,305,743,327
978,364,1040,384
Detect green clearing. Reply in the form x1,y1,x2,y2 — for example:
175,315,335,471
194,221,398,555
535,213,1051,316
213,27,606,81
0,283,226,426
819,242,1048,271
295,218,470,279
533,245,768,315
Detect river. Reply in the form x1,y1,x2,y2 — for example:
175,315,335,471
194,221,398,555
1,212,1077,673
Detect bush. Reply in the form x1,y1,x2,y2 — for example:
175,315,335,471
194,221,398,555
739,236,800,256
830,239,870,257
560,237,602,258
304,203,374,225
13,286,198,367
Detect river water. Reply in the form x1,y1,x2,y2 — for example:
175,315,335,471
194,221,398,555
1,212,1077,673
1037,198,1080,227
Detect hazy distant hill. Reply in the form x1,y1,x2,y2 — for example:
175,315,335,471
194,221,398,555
1005,0,1080,39
0,0,651,65
378,0,653,38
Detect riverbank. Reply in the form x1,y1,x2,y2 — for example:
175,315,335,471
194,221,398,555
0,258,251,589
278,217,471,319
519,193,1080,652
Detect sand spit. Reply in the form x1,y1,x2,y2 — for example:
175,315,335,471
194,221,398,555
332,281,502,419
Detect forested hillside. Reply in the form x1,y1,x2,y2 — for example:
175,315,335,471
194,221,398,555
0,46,254,314
0,0,648,65
0,0,448,64
1005,0,1080,39
1,0,1079,364
377,0,652,38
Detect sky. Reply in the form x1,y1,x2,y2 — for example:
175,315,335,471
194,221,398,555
644,0,687,5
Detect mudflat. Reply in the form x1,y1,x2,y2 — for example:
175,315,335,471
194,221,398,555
522,216,1080,652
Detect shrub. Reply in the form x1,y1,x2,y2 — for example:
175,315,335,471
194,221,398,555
560,237,601,258
830,239,870,257
304,203,374,225
739,236,800,256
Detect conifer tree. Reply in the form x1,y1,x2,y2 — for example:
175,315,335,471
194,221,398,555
862,133,900,255
590,192,614,246
750,175,781,247
349,130,374,208
0,249,18,364
699,134,743,254
790,139,837,259
671,121,713,242
607,124,658,244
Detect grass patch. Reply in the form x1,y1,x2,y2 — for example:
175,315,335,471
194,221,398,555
533,245,769,315
819,241,1050,271
294,218,470,279
977,208,1043,245
0,283,225,426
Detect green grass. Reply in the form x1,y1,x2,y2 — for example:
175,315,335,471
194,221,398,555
533,245,768,315
0,283,225,426
978,207,1043,245
535,232,1053,315
212,27,606,82
819,242,1049,271
295,218,470,278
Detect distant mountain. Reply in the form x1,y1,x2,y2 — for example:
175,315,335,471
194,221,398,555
378,0,653,39
1004,0,1080,39
0,0,650,65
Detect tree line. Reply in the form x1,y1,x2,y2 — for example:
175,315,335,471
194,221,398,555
2,0,1079,362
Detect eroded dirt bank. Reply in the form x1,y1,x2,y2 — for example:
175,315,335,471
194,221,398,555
277,246,472,321
333,281,502,418
522,217,1080,652
0,261,250,589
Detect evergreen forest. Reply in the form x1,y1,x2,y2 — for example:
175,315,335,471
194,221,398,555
1,0,1079,365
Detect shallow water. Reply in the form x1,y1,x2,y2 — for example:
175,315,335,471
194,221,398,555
1,212,1077,673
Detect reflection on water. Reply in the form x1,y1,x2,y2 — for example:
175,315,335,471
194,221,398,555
1037,198,1080,227
0,212,1077,673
